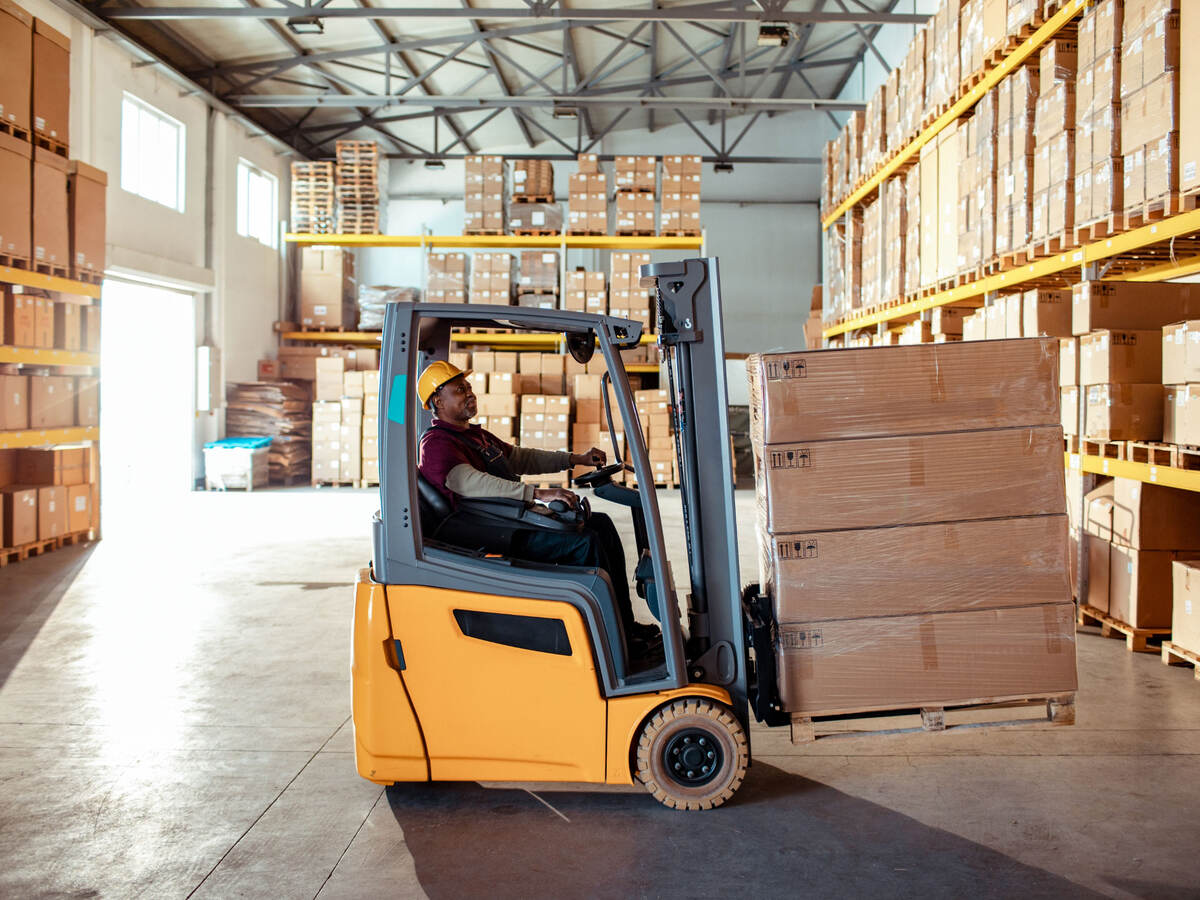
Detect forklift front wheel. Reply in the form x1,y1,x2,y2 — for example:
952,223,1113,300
635,698,749,811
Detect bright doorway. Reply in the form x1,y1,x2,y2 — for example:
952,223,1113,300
98,280,196,536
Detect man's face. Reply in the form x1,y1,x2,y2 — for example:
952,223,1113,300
432,374,476,423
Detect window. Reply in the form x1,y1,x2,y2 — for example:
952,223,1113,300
121,93,186,212
236,159,279,249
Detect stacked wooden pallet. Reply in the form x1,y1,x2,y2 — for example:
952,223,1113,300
335,141,385,234
290,161,335,234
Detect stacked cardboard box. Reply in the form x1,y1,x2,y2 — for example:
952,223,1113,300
567,153,607,235
356,285,418,330
426,252,468,304
275,345,377,381
747,339,1076,717
66,162,105,282
0,444,96,549
1032,38,1077,243
290,162,335,235
859,198,882,309
563,269,606,314
508,201,562,234
901,167,921,298
299,246,356,328
879,180,906,308
0,1,33,145
1084,477,1200,628
517,249,558,301
898,29,926,147
32,146,67,273
1162,319,1200,444
1173,560,1200,656
860,85,888,179
518,394,570,487
609,252,653,334
311,358,365,484
1080,327,1163,440
633,388,675,487
3,289,99,351
362,371,379,483
614,155,656,192
614,155,656,235
513,159,553,200
995,65,1038,255
957,88,998,273
1120,0,1180,215
1183,3,1200,194
0,373,93,429
1074,0,1124,229
464,155,506,234
925,3,961,115
224,381,312,484
468,252,513,306
335,140,386,234
569,372,604,480
470,351,519,441
660,155,701,235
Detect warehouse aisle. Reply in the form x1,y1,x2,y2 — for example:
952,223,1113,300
0,490,1197,898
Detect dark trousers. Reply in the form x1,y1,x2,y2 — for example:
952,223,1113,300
510,512,634,633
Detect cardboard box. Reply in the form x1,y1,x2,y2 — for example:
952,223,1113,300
36,484,65,539
0,373,27,429
1073,281,1200,335
32,147,68,267
1023,289,1072,337
1085,530,1112,612
763,515,1071,623
66,482,90,533
53,300,79,351
1182,3,1200,192
746,340,1059,445
754,426,1066,533
15,445,88,485
1084,383,1163,440
774,603,1077,716
1062,386,1079,435
0,132,31,261
300,247,356,329
1162,320,1200,383
1107,477,1200,551
2,486,36,547
33,297,53,348
1060,337,1079,386
1172,560,1200,655
31,18,68,145
0,0,32,135
1108,543,1177,629
28,375,74,428
1079,329,1162,385
1165,383,1200,444
67,161,107,277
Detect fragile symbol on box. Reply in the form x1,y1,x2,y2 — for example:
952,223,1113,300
778,539,818,560
765,357,807,379
770,448,812,469
780,629,823,649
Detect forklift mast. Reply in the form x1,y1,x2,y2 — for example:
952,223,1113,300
639,257,748,726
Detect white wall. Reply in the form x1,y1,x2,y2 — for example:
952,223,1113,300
21,0,297,479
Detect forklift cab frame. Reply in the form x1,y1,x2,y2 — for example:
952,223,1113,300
355,258,770,809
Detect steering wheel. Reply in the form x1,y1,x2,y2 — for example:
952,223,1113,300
571,463,629,489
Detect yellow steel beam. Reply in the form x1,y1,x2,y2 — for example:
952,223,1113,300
0,426,99,449
0,266,102,299
821,0,1089,229
824,207,1200,338
1120,253,1200,282
0,347,100,367
449,332,658,346
1067,452,1200,494
280,331,382,345
284,233,703,251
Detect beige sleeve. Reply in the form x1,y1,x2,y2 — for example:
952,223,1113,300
507,445,572,475
445,463,534,502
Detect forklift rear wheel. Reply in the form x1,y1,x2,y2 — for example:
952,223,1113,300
635,698,748,811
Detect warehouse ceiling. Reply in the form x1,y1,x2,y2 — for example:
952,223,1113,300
79,0,926,162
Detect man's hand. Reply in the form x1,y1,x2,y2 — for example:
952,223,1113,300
569,446,607,468
534,487,579,508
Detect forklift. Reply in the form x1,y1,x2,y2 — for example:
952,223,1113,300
352,257,787,811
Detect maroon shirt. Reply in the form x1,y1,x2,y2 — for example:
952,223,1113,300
418,419,515,502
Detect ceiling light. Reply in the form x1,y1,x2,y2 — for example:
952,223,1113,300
714,161,734,173
757,24,790,47
286,16,324,35
552,104,579,119
424,159,445,170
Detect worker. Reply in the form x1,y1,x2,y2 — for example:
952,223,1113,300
415,360,659,647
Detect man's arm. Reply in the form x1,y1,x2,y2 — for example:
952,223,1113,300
446,463,534,501
507,446,572,475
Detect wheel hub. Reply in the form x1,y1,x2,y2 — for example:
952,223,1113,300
662,727,723,787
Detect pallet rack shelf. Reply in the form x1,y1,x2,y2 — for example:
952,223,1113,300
0,347,101,367
1068,453,1200,495
283,233,704,252
821,0,1089,229
0,426,99,450
0,265,102,300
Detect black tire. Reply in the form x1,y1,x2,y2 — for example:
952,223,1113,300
634,698,748,811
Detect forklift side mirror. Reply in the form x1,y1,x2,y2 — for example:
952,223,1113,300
566,331,595,364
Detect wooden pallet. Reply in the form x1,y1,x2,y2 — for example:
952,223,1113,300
312,480,362,489
788,692,1076,744
32,130,67,158
0,252,30,270
1126,441,1175,465
464,229,506,236
359,479,380,489
0,119,30,142
1077,604,1169,653
34,262,69,279
1123,192,1186,231
657,230,702,238
512,194,555,204
1081,438,1124,459
615,229,657,237
511,228,560,236
72,268,103,286
292,162,334,176
0,529,95,567
614,187,655,194
1161,642,1200,680
565,229,606,236
1074,216,1120,245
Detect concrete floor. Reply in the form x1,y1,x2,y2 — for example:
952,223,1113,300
1,489,1198,899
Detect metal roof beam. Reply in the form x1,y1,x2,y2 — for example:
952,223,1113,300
231,93,868,111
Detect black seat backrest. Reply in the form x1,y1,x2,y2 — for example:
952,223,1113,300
417,471,452,533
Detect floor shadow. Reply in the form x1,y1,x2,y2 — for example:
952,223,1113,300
0,543,96,688
387,762,1104,899
1105,879,1200,900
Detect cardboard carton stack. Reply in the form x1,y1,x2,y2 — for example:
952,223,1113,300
509,159,559,235
925,3,961,116
660,155,701,235
274,344,377,381
464,155,506,234
3,288,100,352
1162,319,1200,444
468,252,514,306
1120,0,1180,217
1031,38,1077,245
517,250,558,307
614,155,656,235
66,161,106,282
299,247,356,329
897,29,926,148
225,381,312,484
311,357,366,485
1172,560,1200,658
569,372,604,480
609,251,653,335
994,65,1038,256
957,87,998,275
470,351,518,441
519,394,571,487
859,84,888,180
901,167,921,298
334,140,386,234
0,444,97,550
747,339,1077,718
0,372,93,431
859,198,882,309
632,388,675,487
425,252,468,304
1084,477,1200,629
880,176,906,305
563,269,606,315
567,153,608,235
1074,0,1124,231
291,162,335,235
362,371,380,484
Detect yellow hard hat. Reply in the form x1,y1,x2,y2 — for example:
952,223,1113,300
417,360,471,409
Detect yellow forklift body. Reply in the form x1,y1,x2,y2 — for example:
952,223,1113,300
352,569,733,786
